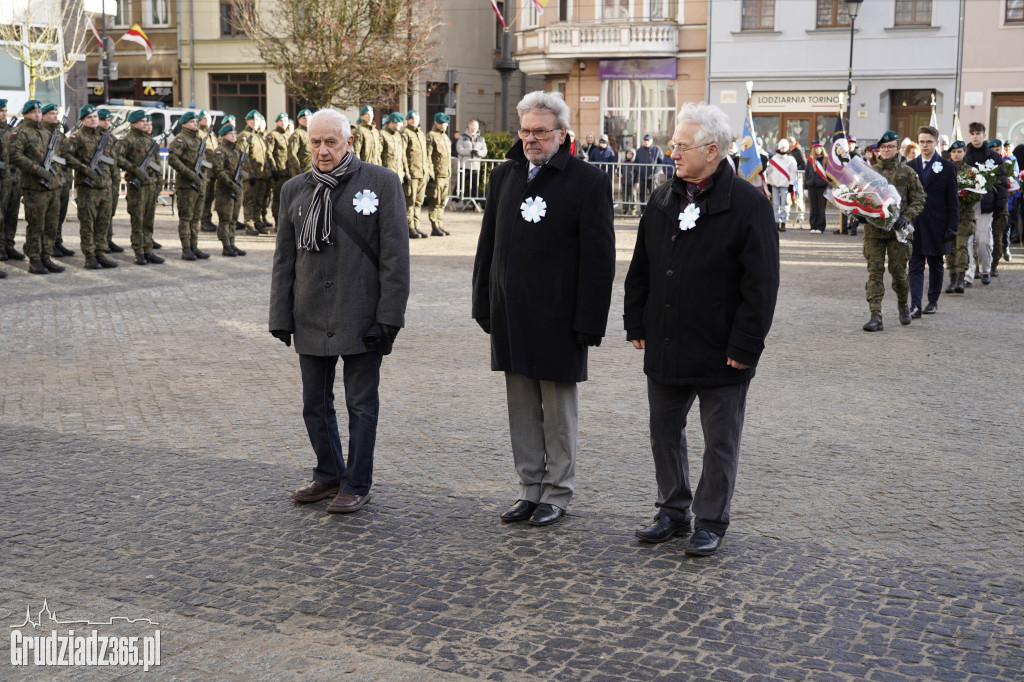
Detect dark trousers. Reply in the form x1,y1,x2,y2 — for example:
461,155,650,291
909,253,944,308
808,186,827,231
647,378,749,536
299,352,382,495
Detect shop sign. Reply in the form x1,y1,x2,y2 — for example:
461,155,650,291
599,58,676,80
751,92,843,113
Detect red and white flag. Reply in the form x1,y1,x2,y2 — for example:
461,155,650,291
490,0,506,27
87,19,104,49
123,24,153,60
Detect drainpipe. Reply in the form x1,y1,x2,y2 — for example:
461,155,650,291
704,0,711,102
189,0,196,108
175,0,183,105
953,0,965,127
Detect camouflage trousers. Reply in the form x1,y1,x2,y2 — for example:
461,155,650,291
864,236,912,311
76,186,111,257
992,207,1009,262
405,176,427,231
57,183,70,246
21,189,60,260
945,212,976,274
1,177,21,249
176,185,201,248
244,177,270,227
427,176,450,229
126,183,157,255
201,177,216,223
215,191,238,247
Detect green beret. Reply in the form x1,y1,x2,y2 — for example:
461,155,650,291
386,112,404,124
219,123,235,136
197,109,209,120
297,108,312,119
276,112,288,122
179,111,197,125
245,109,260,120
948,140,966,150
97,108,111,120
79,104,96,118
359,105,373,116
0,98,8,108
434,112,450,124
406,109,418,120
988,139,1002,149
223,114,236,123
22,100,41,114
127,109,147,123
877,130,899,146
40,103,58,115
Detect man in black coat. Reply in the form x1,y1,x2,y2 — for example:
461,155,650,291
624,102,779,556
472,91,615,527
964,122,1006,285
906,125,959,316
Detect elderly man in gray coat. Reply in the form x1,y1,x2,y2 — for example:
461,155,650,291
270,108,410,514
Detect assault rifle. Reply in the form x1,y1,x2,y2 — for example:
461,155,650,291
131,140,163,189
39,114,68,189
82,129,116,188
230,136,251,199
191,135,213,190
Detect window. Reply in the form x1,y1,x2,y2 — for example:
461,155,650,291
522,0,539,29
816,0,851,28
558,0,571,22
1007,0,1024,22
210,72,266,125
992,93,1024,147
602,0,630,21
649,0,677,21
741,0,775,30
112,0,131,28
894,0,931,27
602,79,677,151
143,0,171,28
221,1,249,36
0,52,26,90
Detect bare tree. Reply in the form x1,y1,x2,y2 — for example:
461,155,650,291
235,0,444,109
0,0,94,100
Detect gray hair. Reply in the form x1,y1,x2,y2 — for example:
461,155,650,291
309,108,351,138
516,90,570,131
675,102,733,160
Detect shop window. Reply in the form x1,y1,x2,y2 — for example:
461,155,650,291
816,0,851,28
210,72,266,125
144,0,171,28
1007,0,1024,22
112,0,131,28
894,0,931,27
602,79,677,152
741,0,775,30
992,93,1024,147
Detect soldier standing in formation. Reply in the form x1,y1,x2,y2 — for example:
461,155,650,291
353,105,381,165
287,108,312,177
239,110,270,235
267,112,291,230
220,114,244,232
211,122,246,258
167,111,211,261
197,110,218,233
62,104,118,269
944,141,973,294
402,109,429,239
426,112,452,236
0,98,23,278
41,104,75,260
116,110,164,265
380,112,407,183
10,100,65,274
97,108,125,254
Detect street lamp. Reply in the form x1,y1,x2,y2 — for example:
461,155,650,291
845,0,864,136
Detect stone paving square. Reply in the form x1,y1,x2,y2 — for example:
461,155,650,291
1,208,1022,680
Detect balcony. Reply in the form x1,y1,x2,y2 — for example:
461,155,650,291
518,22,679,59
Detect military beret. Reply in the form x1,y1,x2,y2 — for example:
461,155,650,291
245,109,261,120
255,112,265,120
988,139,1002,149
179,111,197,125
359,105,373,116
276,112,288,122
127,109,147,123
97,108,111,120
297,108,312,119
386,112,404,124
406,109,418,120
22,100,41,114
219,123,235,136
40,103,58,115
223,114,236,123
948,140,966,150
434,112,450,124
877,130,899,146
0,98,7,108
79,104,97,118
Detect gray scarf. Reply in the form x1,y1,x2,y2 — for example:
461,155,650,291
298,152,355,252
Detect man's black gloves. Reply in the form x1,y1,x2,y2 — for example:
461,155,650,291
270,330,292,347
476,317,491,334
892,216,910,232
576,333,602,349
364,323,399,355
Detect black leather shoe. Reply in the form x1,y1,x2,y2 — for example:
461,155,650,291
528,503,565,526
500,500,538,523
145,252,165,264
684,529,723,556
107,240,125,253
923,303,937,314
635,515,691,543
909,305,922,319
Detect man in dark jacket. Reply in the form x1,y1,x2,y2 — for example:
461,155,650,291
624,102,779,556
906,125,959,316
270,108,410,514
964,122,1006,285
634,133,664,214
473,91,615,527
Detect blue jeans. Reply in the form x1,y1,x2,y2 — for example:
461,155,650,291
299,352,382,495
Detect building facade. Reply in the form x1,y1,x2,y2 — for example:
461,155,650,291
960,0,1024,147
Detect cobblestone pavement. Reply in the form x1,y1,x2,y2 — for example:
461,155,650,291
1,208,1022,680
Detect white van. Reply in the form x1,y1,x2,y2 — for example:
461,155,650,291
104,100,225,142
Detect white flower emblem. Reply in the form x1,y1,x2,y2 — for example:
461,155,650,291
677,203,701,231
520,196,547,223
932,160,943,174
353,189,379,215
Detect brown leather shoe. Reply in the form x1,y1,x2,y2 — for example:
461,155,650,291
291,480,340,502
326,492,371,513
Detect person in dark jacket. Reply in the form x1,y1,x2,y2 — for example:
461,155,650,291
804,140,829,233
964,122,1006,285
623,102,780,557
634,133,665,214
588,133,617,175
906,125,959,316
472,91,615,528
269,108,411,514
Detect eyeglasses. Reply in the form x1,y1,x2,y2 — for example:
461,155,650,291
879,143,899,151
517,128,559,140
669,141,711,154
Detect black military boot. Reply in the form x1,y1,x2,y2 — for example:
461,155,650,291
898,302,912,326
84,255,102,269
245,225,260,236
201,221,217,232
778,221,786,232
192,246,210,259
221,241,237,257
107,240,125,253
0,249,6,261
945,272,956,294
231,244,246,256
181,247,197,261
28,259,49,275
53,243,75,257
863,311,883,332
409,228,424,239
254,223,269,235
0,268,6,278
5,246,25,260
954,272,965,294
134,253,149,265
990,260,998,277
145,252,165,264
152,240,162,249
96,253,118,268
40,255,65,273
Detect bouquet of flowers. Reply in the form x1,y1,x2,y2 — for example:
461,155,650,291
823,155,910,241
956,164,986,210
1005,158,1021,193
973,158,1001,193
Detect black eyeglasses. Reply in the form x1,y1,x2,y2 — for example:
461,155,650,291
517,128,559,140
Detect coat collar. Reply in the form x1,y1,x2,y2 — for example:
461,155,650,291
303,153,363,186
654,158,735,220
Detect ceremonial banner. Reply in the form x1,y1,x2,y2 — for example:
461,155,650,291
123,24,153,60
736,101,763,184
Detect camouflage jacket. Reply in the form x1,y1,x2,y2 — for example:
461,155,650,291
267,127,290,176
426,129,452,179
380,127,407,177
287,125,310,176
63,125,115,189
867,156,925,239
0,120,13,182
238,127,269,177
199,127,218,185
402,125,429,179
10,118,63,192
117,127,161,187
213,139,243,193
168,127,205,187
353,120,381,165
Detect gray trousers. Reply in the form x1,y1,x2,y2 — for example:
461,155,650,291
504,372,579,509
647,377,750,536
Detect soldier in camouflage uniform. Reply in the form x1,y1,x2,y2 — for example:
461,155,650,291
10,100,64,274
212,123,247,257
168,111,211,260
238,110,270,235
987,139,1010,276
197,110,219,232
944,141,974,294
862,130,926,332
426,112,453,236
267,112,291,230
41,104,75,259
353,105,382,165
63,104,118,269
219,115,244,232
287,108,312,177
117,110,165,265
0,98,22,274
380,111,407,180
97,109,125,254
402,110,430,239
